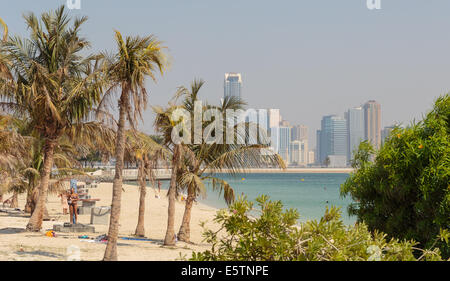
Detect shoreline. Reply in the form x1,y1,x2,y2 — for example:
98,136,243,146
208,168,353,174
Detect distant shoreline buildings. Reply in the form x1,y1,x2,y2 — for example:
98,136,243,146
222,73,394,168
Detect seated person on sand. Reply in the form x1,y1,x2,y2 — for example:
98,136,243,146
67,188,79,224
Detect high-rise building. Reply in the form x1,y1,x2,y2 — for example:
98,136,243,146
270,127,279,154
224,73,242,99
317,115,347,165
346,107,364,162
289,141,301,165
291,125,308,141
280,120,290,127
268,109,281,128
316,130,321,164
278,127,291,163
364,100,381,149
289,140,308,166
308,150,315,164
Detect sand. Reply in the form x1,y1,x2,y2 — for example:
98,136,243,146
0,183,220,261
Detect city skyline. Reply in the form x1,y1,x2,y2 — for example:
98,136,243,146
3,1,448,147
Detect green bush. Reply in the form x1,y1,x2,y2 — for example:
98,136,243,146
190,195,444,261
341,94,450,258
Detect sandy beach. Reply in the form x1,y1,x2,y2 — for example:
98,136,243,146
0,183,219,261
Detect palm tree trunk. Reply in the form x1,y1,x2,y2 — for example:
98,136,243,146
24,188,33,213
26,138,57,231
134,159,146,237
177,192,195,242
10,190,18,209
103,93,128,261
164,144,181,246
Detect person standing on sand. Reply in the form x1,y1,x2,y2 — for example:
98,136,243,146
67,188,79,224
59,191,69,215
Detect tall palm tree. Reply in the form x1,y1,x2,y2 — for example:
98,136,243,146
176,81,285,242
0,6,108,231
124,131,168,237
153,103,186,246
99,31,166,261
155,81,286,243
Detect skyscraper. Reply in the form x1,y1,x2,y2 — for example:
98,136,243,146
224,73,242,99
346,107,364,162
268,109,281,128
291,125,308,141
364,100,382,149
317,115,347,166
278,127,291,163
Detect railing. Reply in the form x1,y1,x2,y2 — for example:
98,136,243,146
101,168,172,180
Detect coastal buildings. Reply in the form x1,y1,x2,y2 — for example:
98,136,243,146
224,73,242,99
278,127,291,162
346,107,364,163
316,115,348,167
364,100,382,149
268,109,281,128
315,100,382,167
291,125,308,142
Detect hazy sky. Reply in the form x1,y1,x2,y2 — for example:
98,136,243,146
3,0,450,147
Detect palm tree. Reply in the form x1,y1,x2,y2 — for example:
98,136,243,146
123,131,168,237
99,31,166,261
0,6,108,231
153,103,186,246
176,81,285,242
155,80,286,243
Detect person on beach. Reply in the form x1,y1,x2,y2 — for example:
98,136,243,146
67,187,79,224
155,180,161,199
59,191,69,215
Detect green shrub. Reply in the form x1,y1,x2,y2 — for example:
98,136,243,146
341,94,450,258
190,195,444,261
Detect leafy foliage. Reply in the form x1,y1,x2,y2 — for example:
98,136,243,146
191,195,444,261
341,94,450,258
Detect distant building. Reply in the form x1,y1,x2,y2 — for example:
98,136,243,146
291,125,308,142
317,115,347,165
289,141,301,165
224,73,242,99
346,107,364,162
364,100,382,149
381,125,396,145
327,155,347,168
308,150,315,164
270,127,279,154
289,140,308,166
280,120,290,127
268,109,281,128
278,127,291,163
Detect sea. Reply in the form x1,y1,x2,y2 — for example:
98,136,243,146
140,172,356,225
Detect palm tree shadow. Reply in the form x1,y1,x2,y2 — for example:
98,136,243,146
0,228,26,234
15,250,64,259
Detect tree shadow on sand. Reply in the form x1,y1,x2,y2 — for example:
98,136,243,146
15,250,64,259
0,228,26,234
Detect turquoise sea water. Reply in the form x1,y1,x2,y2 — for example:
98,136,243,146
142,173,356,225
